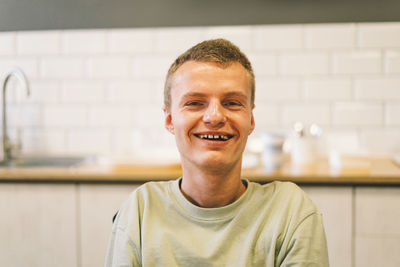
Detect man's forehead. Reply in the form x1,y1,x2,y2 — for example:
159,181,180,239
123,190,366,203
171,61,250,86
175,60,240,74
181,91,248,99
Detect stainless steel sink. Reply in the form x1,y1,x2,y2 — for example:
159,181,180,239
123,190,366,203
0,155,89,168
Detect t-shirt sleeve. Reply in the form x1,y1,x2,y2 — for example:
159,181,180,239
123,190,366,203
105,192,142,267
105,227,141,267
280,212,330,267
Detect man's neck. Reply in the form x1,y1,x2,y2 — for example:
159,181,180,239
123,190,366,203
180,161,246,208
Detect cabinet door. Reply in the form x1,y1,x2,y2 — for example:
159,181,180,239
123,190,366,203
355,187,400,267
79,183,140,267
0,183,78,267
302,186,353,267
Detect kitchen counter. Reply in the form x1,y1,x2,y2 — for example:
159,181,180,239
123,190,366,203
1,156,400,185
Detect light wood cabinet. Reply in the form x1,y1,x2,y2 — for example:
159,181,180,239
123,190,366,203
78,184,139,267
354,187,400,267
302,186,353,267
0,182,399,267
0,184,78,267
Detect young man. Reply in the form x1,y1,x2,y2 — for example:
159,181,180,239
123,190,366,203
105,39,329,266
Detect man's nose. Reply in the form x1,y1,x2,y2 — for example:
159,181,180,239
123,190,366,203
203,101,226,126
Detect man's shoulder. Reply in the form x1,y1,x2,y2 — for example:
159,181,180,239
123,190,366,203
130,179,176,200
250,180,317,213
251,180,303,196
116,180,176,227
270,180,304,195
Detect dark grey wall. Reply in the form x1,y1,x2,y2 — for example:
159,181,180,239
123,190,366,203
1,0,400,31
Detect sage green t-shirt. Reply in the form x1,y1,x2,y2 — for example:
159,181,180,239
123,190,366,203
105,179,329,267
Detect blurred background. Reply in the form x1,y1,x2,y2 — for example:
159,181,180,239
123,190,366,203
0,0,399,267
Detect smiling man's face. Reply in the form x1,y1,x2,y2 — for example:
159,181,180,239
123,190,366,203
164,60,255,172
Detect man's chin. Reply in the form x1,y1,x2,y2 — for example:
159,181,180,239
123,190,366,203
197,154,241,172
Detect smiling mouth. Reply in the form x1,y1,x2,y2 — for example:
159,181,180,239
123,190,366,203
194,134,234,141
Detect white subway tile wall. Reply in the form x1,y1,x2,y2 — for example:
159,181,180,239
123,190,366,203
61,81,105,104
0,58,38,78
386,104,400,126
40,57,85,79
154,28,204,53
254,25,303,50
43,105,88,127
107,29,155,54
303,78,352,101
305,24,356,49
61,30,106,55
0,32,15,55
279,52,330,75
282,103,331,126
67,128,111,155
360,129,400,155
0,22,399,157
87,56,131,78
248,53,278,76
385,50,400,73
332,50,382,74
24,80,60,104
253,105,280,128
16,31,61,55
22,129,66,154
333,103,384,126
256,78,300,101
355,77,400,100
358,23,400,48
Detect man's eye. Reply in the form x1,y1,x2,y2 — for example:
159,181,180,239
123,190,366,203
185,101,203,106
224,101,242,107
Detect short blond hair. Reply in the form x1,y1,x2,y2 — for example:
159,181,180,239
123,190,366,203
164,39,255,110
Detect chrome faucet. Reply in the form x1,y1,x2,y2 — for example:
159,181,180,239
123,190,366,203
1,67,30,164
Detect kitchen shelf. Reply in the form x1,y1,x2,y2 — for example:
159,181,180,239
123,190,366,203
0,156,399,185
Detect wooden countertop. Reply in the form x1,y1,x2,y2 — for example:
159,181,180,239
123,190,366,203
0,156,399,185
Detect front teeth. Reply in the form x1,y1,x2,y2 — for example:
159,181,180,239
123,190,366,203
198,134,229,140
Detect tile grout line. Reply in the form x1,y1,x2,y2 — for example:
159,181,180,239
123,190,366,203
351,186,356,267
75,183,82,267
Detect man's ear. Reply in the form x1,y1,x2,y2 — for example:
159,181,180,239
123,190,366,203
249,111,255,135
163,106,175,135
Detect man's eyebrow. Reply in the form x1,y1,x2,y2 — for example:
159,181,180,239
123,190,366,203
179,91,248,101
178,92,206,106
181,92,207,98
223,91,248,100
